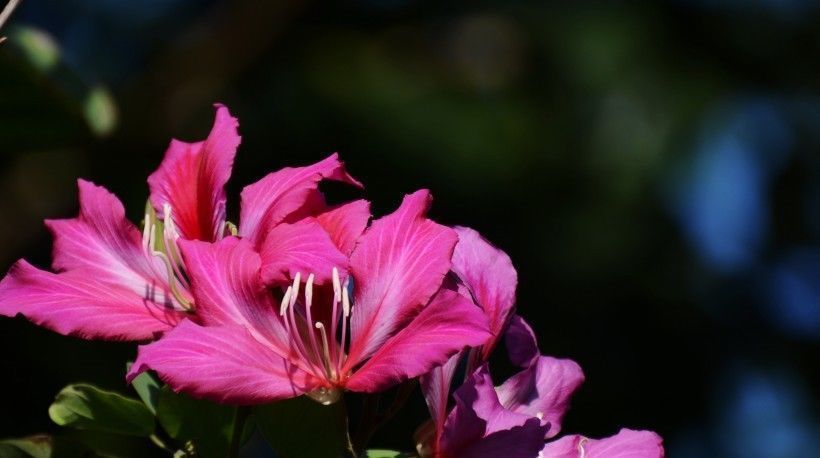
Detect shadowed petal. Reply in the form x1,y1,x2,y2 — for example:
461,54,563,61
452,226,517,359
148,104,240,241
505,315,539,368
347,190,458,364
497,356,584,438
259,219,349,285
0,260,183,340
345,288,490,392
129,320,317,404
239,153,362,246
541,429,664,458
316,199,371,255
421,351,462,440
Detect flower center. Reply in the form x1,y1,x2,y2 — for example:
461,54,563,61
279,268,354,399
142,203,193,311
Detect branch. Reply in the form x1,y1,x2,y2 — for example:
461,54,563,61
0,0,21,43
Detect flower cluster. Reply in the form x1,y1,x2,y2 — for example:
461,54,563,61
0,105,663,457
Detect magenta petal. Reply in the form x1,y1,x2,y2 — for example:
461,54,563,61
259,218,349,285
347,190,458,364
0,260,183,340
129,320,317,404
47,180,171,294
148,105,240,241
440,365,548,457
452,226,517,359
345,288,490,392
496,356,584,438
421,351,462,436
316,199,371,255
541,429,665,458
177,237,292,354
505,315,540,368
239,153,362,246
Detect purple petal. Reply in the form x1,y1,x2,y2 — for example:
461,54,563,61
496,356,584,438
452,226,517,359
316,199,371,255
259,218,349,285
541,429,665,458
505,314,539,368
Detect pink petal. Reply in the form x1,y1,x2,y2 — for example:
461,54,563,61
420,351,462,441
238,153,362,246
347,190,458,364
505,314,540,368
0,260,183,340
128,320,318,404
47,180,173,297
147,105,240,241
541,429,665,458
440,365,548,457
345,288,490,392
452,226,517,360
177,237,293,356
316,199,371,255
259,218,349,285
496,356,584,438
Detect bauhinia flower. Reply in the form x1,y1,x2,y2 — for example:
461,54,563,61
421,363,664,458
127,190,492,404
0,104,363,341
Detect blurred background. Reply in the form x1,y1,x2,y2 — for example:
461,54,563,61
2,0,820,456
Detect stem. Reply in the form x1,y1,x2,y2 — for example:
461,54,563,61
339,397,358,458
0,0,20,42
352,394,381,454
227,406,251,458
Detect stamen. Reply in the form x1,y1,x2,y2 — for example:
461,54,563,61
578,437,589,458
315,322,334,379
332,267,342,302
280,286,293,316
291,273,301,308
305,274,314,308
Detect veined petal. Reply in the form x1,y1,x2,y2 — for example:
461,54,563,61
541,429,665,458
239,153,362,246
147,104,240,241
259,219,349,285
47,180,172,298
316,199,371,255
0,260,183,340
440,365,548,457
505,315,539,368
128,320,317,404
347,190,458,364
452,226,517,359
345,288,490,392
420,351,462,440
177,237,292,356
496,356,584,438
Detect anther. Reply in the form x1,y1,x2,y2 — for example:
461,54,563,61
306,273,315,308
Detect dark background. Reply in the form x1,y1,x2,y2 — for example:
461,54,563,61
2,1,820,456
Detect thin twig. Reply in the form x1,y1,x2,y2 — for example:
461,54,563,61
227,406,251,458
0,0,21,43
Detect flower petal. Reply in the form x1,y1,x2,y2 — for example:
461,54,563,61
177,237,293,356
496,356,584,438
129,320,317,404
505,314,539,368
239,153,362,246
452,226,517,359
541,429,665,458
316,199,371,255
147,104,240,241
0,260,183,340
345,288,490,392
259,218,349,285
440,365,548,457
46,180,174,298
421,351,462,438
347,190,458,364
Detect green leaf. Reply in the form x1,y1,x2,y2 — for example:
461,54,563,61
365,450,411,458
0,436,53,458
255,396,347,458
156,386,234,458
48,384,155,437
126,362,160,415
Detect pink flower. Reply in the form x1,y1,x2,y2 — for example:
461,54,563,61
127,190,492,404
0,104,361,341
